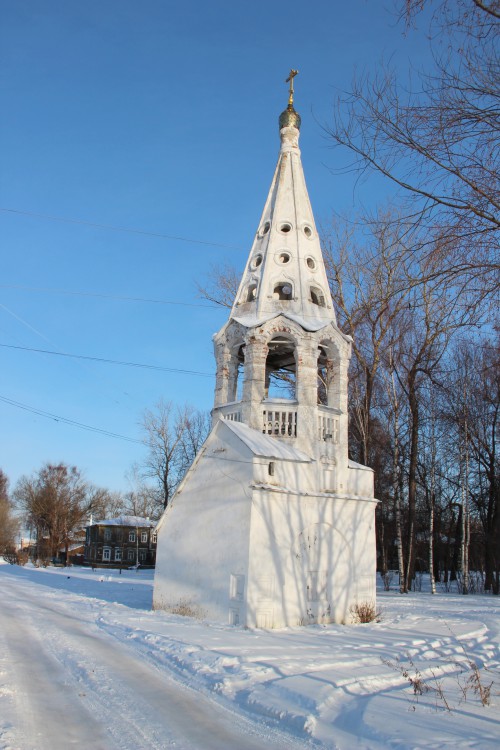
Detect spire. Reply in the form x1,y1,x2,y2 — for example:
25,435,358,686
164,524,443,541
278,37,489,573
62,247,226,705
230,71,336,332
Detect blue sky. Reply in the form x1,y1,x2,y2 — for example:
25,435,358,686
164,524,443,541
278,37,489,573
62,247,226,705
0,0,431,492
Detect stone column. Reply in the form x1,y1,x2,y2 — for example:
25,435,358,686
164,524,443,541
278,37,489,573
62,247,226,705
296,341,318,451
213,342,232,410
241,335,268,430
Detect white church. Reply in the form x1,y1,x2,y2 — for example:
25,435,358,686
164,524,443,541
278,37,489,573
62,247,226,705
153,73,377,627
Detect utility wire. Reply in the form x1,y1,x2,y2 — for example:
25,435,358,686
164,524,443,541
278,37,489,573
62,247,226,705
0,207,242,250
0,394,144,444
0,343,213,377
0,284,220,309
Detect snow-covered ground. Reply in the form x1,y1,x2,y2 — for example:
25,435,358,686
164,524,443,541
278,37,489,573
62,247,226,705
0,561,498,750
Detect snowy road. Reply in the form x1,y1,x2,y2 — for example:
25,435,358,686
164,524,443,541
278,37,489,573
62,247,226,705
1,563,499,750
0,576,303,750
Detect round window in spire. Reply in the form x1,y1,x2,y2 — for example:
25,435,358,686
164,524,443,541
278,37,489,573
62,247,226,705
306,256,317,271
259,221,271,237
277,251,291,265
279,222,292,234
303,224,313,238
251,254,263,270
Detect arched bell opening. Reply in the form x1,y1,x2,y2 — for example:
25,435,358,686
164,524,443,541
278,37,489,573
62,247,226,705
317,343,334,406
265,336,297,400
273,282,293,301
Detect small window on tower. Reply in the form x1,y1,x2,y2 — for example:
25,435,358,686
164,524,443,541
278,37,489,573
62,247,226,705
279,222,292,234
303,225,313,238
306,257,316,270
310,287,326,307
277,252,291,264
251,254,263,269
246,283,257,302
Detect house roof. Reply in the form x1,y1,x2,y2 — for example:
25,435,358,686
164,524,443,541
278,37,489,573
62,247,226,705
222,420,312,462
90,515,154,528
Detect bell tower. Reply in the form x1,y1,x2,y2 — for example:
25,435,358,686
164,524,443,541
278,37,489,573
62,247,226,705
212,71,352,467
154,73,377,628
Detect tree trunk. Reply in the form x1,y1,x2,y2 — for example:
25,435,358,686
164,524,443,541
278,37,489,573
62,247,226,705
404,369,419,592
429,489,436,595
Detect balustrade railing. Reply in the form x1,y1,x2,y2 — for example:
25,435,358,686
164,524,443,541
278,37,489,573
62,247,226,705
218,403,242,422
262,408,297,437
318,408,339,443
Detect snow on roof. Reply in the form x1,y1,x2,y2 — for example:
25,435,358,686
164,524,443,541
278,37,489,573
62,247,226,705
222,420,312,462
91,515,154,528
58,543,85,552
348,459,374,472
231,310,331,333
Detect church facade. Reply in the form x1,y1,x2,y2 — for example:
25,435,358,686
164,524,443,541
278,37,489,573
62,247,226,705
153,76,377,627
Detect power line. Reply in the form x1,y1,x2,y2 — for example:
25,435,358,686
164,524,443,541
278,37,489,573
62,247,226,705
0,284,220,309
0,343,213,377
0,207,242,250
0,394,144,444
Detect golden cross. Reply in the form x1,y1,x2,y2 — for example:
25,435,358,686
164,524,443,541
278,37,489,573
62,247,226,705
285,69,299,107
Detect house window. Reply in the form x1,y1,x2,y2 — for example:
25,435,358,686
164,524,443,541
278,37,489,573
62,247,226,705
151,532,157,544
139,549,146,561
104,529,111,541
141,531,148,543
103,547,111,562
127,549,135,561
129,531,136,542
115,548,122,561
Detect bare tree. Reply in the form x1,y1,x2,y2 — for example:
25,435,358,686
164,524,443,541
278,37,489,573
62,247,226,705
140,401,210,510
323,214,412,466
119,465,161,521
327,0,499,298
441,335,500,592
196,262,239,308
86,486,125,521
14,464,91,563
0,469,19,554
393,268,478,590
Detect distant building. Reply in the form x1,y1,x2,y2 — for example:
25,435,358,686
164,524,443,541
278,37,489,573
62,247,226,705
85,516,157,568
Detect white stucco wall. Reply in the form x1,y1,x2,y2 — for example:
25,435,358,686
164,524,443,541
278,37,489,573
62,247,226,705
154,422,377,628
153,428,254,623
246,488,377,627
